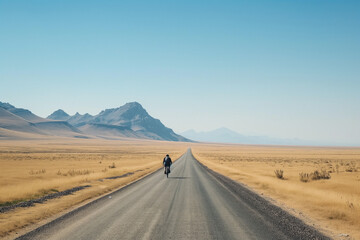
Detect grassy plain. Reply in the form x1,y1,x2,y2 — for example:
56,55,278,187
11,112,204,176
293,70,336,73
192,144,360,240
0,138,187,238
2,139,360,240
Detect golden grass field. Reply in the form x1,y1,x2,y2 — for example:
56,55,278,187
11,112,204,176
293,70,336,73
0,138,187,238
191,144,360,240
1,139,360,240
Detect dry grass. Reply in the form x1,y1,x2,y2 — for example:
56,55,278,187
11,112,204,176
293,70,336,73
2,138,359,239
274,169,284,179
0,138,187,238
191,143,360,240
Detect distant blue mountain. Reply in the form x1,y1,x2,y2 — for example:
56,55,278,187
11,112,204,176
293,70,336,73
181,128,319,146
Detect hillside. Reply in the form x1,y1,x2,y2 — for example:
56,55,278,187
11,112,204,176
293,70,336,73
47,102,188,141
0,101,188,142
0,102,86,139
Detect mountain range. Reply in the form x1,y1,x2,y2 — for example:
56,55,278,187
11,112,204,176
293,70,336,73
0,101,188,142
0,101,328,145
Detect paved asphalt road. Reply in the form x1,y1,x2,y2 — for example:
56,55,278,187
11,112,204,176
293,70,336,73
18,149,328,240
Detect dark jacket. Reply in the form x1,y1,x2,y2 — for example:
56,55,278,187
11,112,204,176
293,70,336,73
163,156,172,167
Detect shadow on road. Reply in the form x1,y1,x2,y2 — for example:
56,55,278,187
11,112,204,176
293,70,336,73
168,177,190,179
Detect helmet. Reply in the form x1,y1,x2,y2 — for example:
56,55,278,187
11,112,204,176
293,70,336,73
166,154,169,157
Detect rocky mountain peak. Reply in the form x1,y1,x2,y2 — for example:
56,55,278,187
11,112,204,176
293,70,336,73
47,109,70,120
40,101,188,141
122,102,143,110
0,101,15,110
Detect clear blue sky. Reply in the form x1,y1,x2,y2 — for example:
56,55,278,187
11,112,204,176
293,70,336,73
1,0,359,145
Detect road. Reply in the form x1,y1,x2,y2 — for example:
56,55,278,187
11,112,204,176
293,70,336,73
18,149,328,240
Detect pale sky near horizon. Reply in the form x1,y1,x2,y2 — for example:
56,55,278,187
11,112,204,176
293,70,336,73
1,0,359,146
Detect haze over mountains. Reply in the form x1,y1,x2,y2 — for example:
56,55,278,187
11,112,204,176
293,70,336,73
181,128,320,146
0,101,188,142
1,101,345,146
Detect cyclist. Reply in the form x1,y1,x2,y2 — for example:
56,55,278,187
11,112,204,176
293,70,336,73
163,154,172,174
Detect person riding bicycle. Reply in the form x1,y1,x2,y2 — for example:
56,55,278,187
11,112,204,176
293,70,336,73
163,154,172,174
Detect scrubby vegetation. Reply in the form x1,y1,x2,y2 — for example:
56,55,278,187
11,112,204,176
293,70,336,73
274,169,284,179
345,162,358,172
299,172,311,182
28,169,46,175
0,139,187,238
193,144,360,240
57,169,93,176
299,169,331,182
